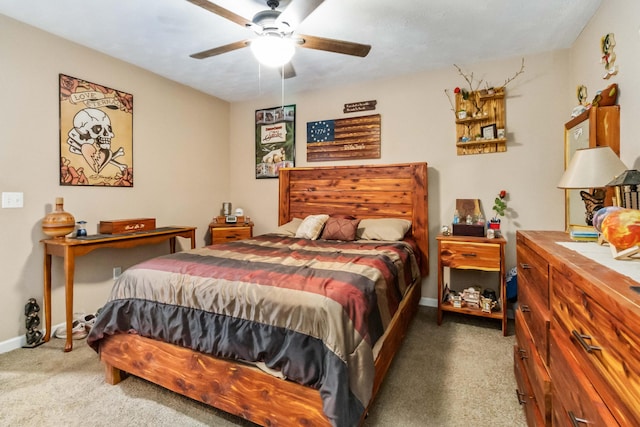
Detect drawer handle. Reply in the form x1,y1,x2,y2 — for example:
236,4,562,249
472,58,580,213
462,252,477,257
568,411,588,426
519,263,531,269
520,304,531,313
515,389,526,405
571,330,602,353
517,348,528,360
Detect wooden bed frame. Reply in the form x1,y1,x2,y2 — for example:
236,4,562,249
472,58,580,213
98,162,429,426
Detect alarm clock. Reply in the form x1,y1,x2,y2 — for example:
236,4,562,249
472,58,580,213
225,215,238,223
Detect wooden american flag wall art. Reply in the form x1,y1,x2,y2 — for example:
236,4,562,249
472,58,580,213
306,114,381,162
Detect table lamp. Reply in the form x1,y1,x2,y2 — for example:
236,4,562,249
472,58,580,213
606,169,640,210
557,146,627,225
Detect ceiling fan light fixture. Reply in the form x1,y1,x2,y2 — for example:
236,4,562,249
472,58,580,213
250,35,295,68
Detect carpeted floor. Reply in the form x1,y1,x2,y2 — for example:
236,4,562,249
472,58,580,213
0,307,526,426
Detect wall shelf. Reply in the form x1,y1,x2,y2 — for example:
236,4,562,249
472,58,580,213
455,88,507,155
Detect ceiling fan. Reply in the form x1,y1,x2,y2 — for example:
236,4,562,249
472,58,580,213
187,0,371,78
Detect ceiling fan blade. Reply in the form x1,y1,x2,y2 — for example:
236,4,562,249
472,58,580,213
190,40,249,59
187,0,253,28
276,0,324,29
295,34,371,57
280,62,296,79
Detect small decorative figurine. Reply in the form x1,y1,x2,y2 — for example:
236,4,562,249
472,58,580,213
461,287,481,309
23,298,44,348
600,33,618,79
481,297,497,313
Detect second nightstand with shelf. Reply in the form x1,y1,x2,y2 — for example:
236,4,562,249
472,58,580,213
437,234,507,335
209,217,254,244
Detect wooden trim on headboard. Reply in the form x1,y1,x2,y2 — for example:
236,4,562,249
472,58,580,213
278,162,429,276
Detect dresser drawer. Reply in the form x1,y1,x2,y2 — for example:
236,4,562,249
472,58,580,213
211,226,252,244
515,309,551,422
516,241,549,308
438,240,501,270
549,329,617,427
514,345,547,427
551,267,640,425
517,280,550,366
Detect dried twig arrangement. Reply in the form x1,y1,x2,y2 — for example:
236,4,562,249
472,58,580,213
500,57,525,89
444,58,525,115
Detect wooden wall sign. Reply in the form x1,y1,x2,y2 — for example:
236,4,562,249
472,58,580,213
306,114,381,162
343,100,377,113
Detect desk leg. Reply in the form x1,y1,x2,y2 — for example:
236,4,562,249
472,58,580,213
169,237,176,254
189,231,196,249
63,248,75,352
43,251,52,342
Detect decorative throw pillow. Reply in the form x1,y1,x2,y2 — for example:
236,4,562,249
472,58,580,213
357,218,412,241
321,216,361,241
274,218,303,236
295,214,329,240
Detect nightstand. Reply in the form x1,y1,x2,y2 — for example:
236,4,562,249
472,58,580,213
209,220,254,244
436,234,507,335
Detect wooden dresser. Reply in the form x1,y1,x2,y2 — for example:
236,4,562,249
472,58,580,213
515,230,640,426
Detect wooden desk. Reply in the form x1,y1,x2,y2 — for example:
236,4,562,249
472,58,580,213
42,226,196,352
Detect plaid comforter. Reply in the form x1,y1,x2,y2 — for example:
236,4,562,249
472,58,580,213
88,234,420,426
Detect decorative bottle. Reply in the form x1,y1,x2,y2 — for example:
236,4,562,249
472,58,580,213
42,197,75,238
453,209,460,224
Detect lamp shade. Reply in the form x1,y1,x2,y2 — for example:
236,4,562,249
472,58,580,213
250,35,295,68
557,146,627,189
605,169,640,187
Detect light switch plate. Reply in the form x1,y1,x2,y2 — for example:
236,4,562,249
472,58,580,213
2,192,23,208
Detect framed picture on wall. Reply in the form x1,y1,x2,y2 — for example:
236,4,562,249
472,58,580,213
255,105,295,179
481,124,497,140
59,74,133,186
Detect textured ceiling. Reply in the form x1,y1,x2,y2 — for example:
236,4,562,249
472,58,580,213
0,0,601,102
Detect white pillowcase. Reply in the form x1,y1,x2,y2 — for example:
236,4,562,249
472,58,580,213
357,218,412,241
274,218,303,236
295,214,330,240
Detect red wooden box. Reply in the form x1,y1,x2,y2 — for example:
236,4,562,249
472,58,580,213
99,218,156,234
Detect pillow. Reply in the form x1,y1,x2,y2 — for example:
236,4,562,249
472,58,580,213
295,214,329,240
321,216,361,241
273,218,303,236
357,218,412,241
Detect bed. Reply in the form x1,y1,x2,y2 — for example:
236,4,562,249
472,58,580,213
88,162,429,427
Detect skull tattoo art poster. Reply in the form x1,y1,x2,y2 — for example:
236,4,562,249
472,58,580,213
59,74,133,186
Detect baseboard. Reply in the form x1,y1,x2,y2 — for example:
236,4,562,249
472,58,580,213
419,297,437,308
0,335,26,354
0,323,62,354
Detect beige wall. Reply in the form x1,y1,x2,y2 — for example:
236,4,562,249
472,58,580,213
569,0,640,169
2,0,639,345
230,51,571,301
0,15,230,344
230,1,640,304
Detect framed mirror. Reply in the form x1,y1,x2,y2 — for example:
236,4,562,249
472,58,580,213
563,106,620,231
564,116,590,231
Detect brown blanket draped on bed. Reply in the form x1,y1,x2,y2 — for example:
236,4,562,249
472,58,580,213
88,234,420,427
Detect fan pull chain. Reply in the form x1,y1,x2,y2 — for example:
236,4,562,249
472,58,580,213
281,64,285,109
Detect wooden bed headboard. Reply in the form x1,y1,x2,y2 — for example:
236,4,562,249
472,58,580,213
278,162,429,276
